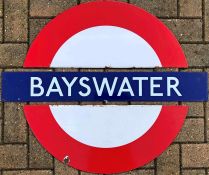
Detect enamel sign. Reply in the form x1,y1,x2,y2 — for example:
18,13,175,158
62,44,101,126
1,1,208,174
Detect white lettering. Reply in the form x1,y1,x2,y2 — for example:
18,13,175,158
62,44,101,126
133,77,148,96
30,77,44,97
150,77,163,96
117,77,134,96
167,77,182,96
30,76,182,98
79,77,91,97
46,77,63,97
93,77,118,96
62,77,78,96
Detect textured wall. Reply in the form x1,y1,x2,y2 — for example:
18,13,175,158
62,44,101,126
0,0,208,175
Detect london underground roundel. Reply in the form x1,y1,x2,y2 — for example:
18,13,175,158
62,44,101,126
1,1,208,174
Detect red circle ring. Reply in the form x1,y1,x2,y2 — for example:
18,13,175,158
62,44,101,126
23,1,189,174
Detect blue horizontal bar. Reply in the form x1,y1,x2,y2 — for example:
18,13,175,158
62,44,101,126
1,72,208,102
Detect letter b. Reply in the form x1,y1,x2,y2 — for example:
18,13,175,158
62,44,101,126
30,77,44,97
